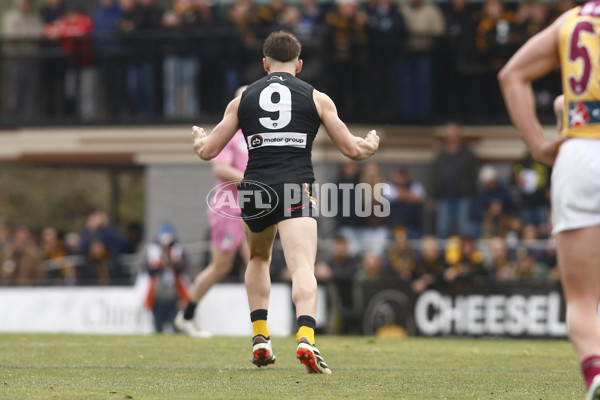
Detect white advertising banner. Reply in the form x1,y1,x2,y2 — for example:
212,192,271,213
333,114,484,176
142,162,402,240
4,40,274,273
0,282,326,336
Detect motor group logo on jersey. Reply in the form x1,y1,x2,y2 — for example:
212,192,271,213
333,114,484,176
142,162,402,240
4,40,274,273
250,135,263,148
206,181,391,221
247,132,307,149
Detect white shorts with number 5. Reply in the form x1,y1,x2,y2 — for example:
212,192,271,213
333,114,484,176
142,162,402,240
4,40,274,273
552,138,600,234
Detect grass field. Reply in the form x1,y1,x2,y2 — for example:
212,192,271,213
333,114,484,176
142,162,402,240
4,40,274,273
0,334,584,400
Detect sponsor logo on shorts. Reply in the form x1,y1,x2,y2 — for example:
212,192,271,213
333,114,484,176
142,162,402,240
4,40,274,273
247,132,307,149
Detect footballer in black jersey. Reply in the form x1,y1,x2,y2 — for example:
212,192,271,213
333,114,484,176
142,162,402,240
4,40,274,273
192,31,379,375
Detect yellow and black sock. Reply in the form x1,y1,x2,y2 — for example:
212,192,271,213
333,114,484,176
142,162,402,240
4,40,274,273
296,315,316,345
250,309,270,339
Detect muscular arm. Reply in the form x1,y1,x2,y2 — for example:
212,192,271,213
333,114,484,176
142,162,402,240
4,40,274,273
498,11,572,165
313,90,379,160
193,97,241,160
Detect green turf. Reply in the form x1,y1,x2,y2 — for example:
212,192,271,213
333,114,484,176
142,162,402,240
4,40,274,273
0,334,583,399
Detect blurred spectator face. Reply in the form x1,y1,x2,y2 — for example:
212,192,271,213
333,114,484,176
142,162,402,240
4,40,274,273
157,224,176,247
392,229,409,251
64,232,81,254
530,2,548,25
420,236,439,262
42,227,59,247
391,169,410,188
270,0,286,13
508,215,523,233
522,224,537,240
18,0,33,13
100,0,115,7
461,238,476,258
120,0,135,11
279,5,301,26
89,239,108,261
409,0,422,7
484,0,504,21
158,232,175,247
516,247,535,277
229,3,250,23
444,122,463,151
452,0,467,12
488,199,503,216
86,211,108,231
489,236,507,260
362,162,381,183
362,252,382,279
14,227,31,247
337,0,357,18
341,162,359,179
174,0,195,12
333,237,349,258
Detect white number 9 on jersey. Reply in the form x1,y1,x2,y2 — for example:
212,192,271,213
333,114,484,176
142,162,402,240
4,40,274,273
259,82,292,130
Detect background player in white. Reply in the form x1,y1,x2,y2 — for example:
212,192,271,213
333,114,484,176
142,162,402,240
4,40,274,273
192,31,379,374
175,88,250,337
499,5,600,398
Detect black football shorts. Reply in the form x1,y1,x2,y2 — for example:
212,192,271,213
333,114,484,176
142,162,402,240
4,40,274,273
239,181,317,233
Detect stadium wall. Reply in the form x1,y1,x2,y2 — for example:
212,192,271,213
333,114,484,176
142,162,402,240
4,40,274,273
0,282,328,336
0,281,566,338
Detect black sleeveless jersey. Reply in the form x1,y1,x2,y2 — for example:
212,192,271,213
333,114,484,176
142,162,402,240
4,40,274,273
238,72,321,185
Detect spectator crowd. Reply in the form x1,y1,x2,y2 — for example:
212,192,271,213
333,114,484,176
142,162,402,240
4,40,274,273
0,210,141,286
1,0,570,123
0,123,557,287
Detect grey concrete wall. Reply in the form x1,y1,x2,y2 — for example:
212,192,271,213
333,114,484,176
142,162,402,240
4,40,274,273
145,164,214,243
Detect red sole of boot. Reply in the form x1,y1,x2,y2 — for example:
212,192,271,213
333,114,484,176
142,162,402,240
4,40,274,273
297,348,320,373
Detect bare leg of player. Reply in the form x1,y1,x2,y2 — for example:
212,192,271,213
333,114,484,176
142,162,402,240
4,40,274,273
175,242,250,337
277,217,331,374
277,218,318,319
191,241,250,302
555,225,600,395
244,224,277,312
244,224,278,367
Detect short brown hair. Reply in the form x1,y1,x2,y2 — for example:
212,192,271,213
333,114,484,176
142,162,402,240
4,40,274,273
263,31,301,63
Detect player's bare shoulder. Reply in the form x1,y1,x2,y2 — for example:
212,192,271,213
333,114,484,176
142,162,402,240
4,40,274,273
312,89,335,119
552,6,578,32
227,94,243,115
